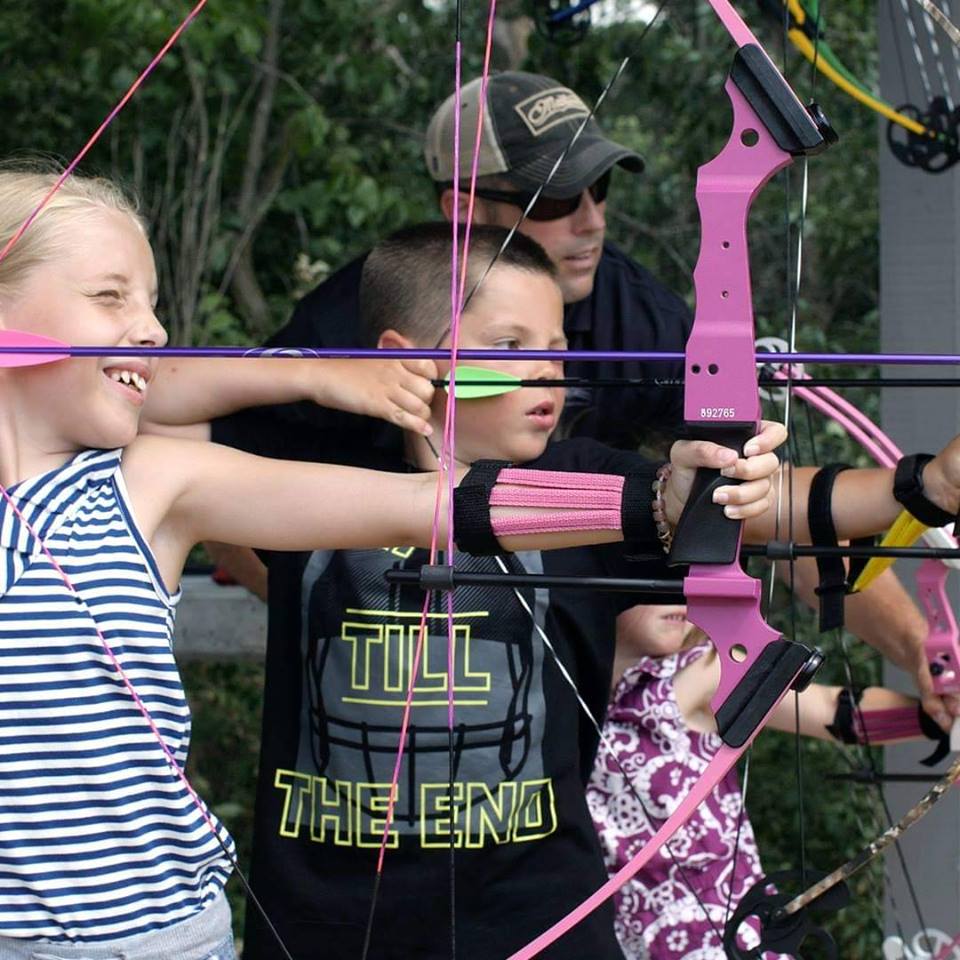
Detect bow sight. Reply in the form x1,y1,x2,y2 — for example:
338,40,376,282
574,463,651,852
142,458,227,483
887,95,960,173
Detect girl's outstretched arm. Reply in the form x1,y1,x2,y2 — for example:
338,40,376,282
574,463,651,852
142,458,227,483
122,435,628,590
141,356,436,439
125,429,785,589
768,684,922,742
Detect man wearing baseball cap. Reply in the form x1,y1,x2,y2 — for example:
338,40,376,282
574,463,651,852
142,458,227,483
269,70,692,450
425,72,645,304
204,69,694,603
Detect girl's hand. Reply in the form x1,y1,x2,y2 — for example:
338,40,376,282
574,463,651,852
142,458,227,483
312,358,437,435
665,420,786,525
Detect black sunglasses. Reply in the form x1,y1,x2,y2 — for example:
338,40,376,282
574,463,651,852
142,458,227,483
472,170,611,222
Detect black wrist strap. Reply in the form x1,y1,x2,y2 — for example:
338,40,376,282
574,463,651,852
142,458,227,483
893,453,955,528
453,460,510,556
918,704,951,767
808,464,873,631
621,471,650,543
826,686,863,744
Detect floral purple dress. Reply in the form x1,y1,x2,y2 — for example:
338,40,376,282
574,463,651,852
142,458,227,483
586,643,787,959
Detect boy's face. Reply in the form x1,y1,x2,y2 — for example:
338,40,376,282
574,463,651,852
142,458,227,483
435,265,567,465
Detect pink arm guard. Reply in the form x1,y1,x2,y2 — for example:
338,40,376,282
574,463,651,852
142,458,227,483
853,706,924,744
489,469,627,537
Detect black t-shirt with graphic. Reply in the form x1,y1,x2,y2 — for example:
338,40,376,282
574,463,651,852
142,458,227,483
212,240,692,957
211,408,682,959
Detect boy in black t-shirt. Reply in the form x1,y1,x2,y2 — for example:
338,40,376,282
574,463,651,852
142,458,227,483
200,223,960,960
209,224,781,960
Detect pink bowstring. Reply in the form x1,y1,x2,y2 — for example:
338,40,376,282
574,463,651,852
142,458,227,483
0,0,208,269
371,0,499,880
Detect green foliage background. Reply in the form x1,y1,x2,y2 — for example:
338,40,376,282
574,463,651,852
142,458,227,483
1,0,908,954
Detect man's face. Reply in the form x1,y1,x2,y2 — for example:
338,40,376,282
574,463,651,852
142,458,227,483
432,265,567,465
465,186,607,305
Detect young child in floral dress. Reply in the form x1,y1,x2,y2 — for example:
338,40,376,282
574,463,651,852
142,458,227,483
588,604,945,960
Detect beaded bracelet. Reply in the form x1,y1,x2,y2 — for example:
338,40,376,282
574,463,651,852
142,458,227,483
651,463,674,554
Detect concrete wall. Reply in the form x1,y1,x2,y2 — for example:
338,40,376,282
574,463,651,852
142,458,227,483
173,575,266,660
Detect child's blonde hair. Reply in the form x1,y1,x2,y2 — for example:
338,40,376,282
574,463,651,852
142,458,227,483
0,166,145,301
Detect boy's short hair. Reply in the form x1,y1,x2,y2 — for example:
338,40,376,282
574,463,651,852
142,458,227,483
360,222,557,346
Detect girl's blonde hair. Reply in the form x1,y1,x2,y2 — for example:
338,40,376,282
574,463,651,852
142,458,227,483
0,166,145,301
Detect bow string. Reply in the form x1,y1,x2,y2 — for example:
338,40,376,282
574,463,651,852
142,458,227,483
360,3,500,956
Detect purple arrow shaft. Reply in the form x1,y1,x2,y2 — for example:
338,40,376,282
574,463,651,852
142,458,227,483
7,345,960,364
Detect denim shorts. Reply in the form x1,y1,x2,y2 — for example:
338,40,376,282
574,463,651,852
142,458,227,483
0,890,236,960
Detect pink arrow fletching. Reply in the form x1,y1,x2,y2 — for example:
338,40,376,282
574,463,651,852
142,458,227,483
0,330,70,367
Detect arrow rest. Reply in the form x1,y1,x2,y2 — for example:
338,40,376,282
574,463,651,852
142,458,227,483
887,97,960,173
722,869,851,959
756,335,807,403
529,0,592,44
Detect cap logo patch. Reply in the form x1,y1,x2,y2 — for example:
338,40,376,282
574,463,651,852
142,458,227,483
514,87,589,137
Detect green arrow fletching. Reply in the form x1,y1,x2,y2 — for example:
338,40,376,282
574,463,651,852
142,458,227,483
444,365,522,399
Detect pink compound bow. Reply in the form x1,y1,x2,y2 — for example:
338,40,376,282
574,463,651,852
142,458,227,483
508,2,836,956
